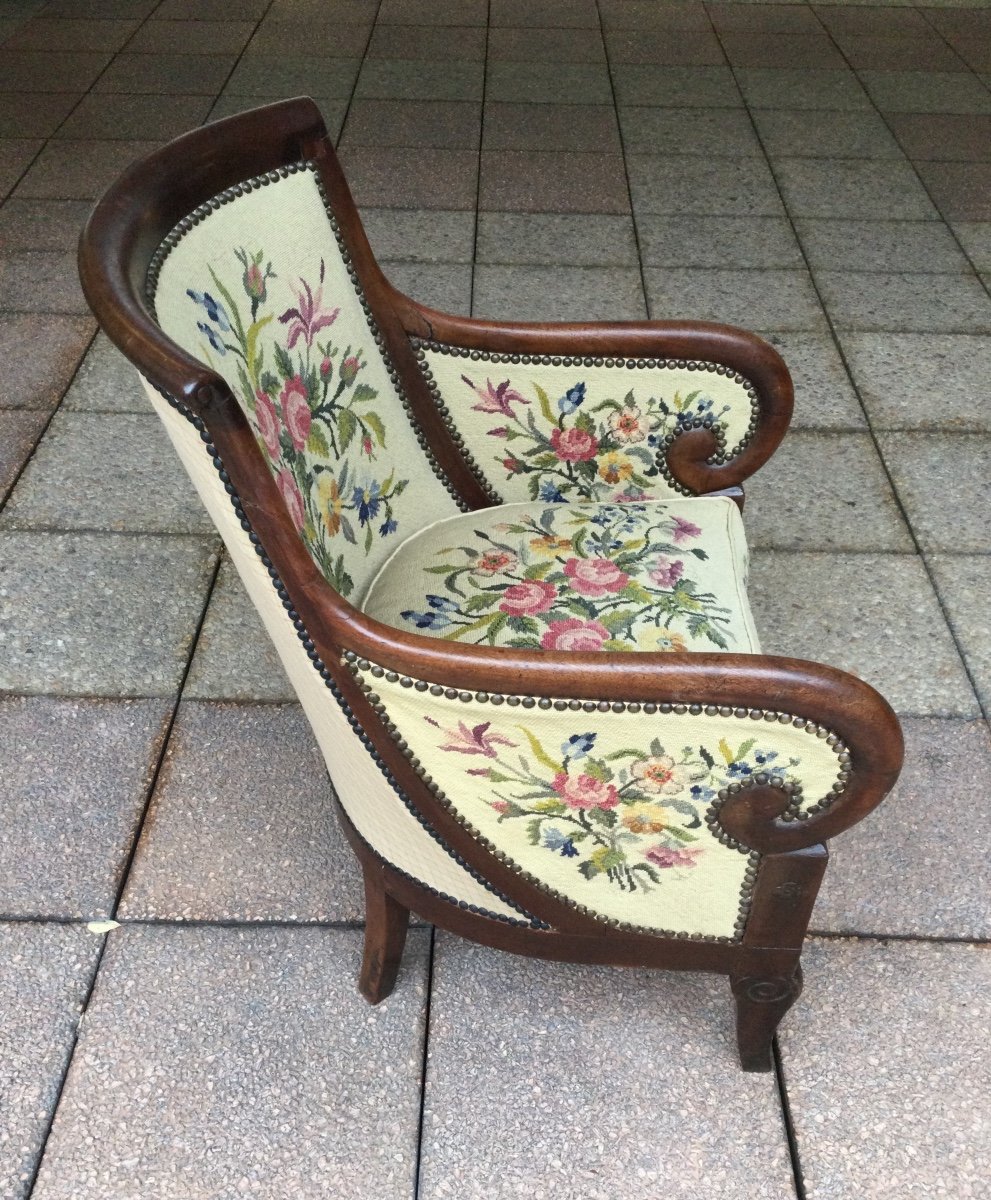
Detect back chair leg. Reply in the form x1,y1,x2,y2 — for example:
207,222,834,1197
730,965,804,1072
359,863,411,1005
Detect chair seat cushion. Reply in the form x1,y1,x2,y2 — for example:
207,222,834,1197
361,496,760,653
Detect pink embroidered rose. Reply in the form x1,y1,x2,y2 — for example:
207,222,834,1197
550,426,599,462
499,579,556,616
476,550,518,575
276,468,306,531
563,557,629,599
540,618,610,652
254,390,281,458
649,557,684,589
646,844,703,869
552,771,619,810
672,515,702,543
280,375,311,451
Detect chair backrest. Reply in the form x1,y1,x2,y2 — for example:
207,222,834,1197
147,159,462,604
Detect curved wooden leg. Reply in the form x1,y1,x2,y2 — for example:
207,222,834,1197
359,864,411,1005
730,965,803,1072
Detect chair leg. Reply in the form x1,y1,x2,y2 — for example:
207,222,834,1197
359,864,411,1005
730,965,803,1072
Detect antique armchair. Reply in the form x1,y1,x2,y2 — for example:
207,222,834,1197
79,97,903,1071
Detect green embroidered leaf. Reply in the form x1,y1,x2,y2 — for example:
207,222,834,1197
363,411,387,447
578,860,602,880
329,555,354,597
517,727,561,774
338,407,357,453
529,453,559,469
534,383,555,425
526,817,543,846
487,771,513,785
507,615,540,635
364,522,373,553
699,746,715,770
464,593,497,613
273,342,294,380
307,427,331,457
668,826,698,844
351,382,377,404
424,563,461,574
340,515,357,545
523,561,553,580
586,806,617,828
690,547,709,560
590,846,625,872
245,314,273,385
736,738,757,761
598,609,636,633
582,759,614,783
575,411,595,435
602,639,635,652
532,798,566,815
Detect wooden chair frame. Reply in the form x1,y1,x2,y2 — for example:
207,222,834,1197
79,98,903,1071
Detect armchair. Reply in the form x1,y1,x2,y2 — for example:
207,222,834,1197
79,97,903,1070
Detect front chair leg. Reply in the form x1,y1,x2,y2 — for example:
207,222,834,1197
359,864,411,1004
730,966,804,1072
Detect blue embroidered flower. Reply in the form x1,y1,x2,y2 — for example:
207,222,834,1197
557,382,586,414
542,827,579,857
379,517,398,536
352,482,381,525
538,480,566,503
401,610,452,630
187,289,231,331
727,761,754,778
562,732,597,761
196,320,227,355
427,595,460,612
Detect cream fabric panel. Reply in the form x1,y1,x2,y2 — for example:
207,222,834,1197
145,380,525,924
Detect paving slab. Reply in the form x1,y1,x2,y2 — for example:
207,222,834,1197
795,219,970,274
208,94,348,140
611,64,742,107
479,150,630,214
0,411,214,534
604,26,726,66
473,265,647,322
928,554,991,714
0,697,170,918
913,160,991,223
0,408,46,503
0,531,218,697
748,551,979,718
123,17,255,54
733,68,871,111
0,137,41,199
886,113,991,162
355,57,484,102
382,261,472,314
419,935,796,1200
0,922,103,1200
341,98,482,150
0,250,86,313
837,332,991,432
780,939,991,1200
119,701,363,921
617,105,761,156
752,107,903,158
359,208,475,265
0,93,79,139
337,146,478,209
878,432,991,553
628,154,785,217
483,101,621,152
53,92,213,141
645,267,826,331
0,49,111,92
94,51,238,94
638,215,804,269
858,68,991,114
0,201,98,254
224,53,360,98
486,61,612,104
60,331,148,412
30,925,429,1200
812,717,991,939
816,271,991,333
757,331,867,431
950,221,991,272
774,158,938,221
476,212,638,266
491,24,607,63
13,139,160,200
744,431,912,552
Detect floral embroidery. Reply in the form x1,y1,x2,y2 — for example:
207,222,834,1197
187,253,409,597
458,372,732,503
400,504,734,650
430,721,800,894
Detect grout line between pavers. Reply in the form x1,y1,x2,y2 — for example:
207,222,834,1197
412,925,436,1200
772,1037,808,1200
467,0,490,316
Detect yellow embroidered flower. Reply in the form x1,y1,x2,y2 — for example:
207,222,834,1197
529,534,573,557
642,628,688,653
621,801,668,834
597,451,635,485
317,473,343,537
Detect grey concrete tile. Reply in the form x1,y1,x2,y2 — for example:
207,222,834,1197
0,409,45,503
817,271,991,332
815,5,932,37
752,107,904,159
835,32,969,72
0,412,214,535
859,68,991,114
0,923,102,1200
0,697,170,918
31,925,429,1200
812,717,991,938
839,332,991,432
0,137,40,198
951,222,991,272
721,30,846,69
378,0,486,23
491,0,599,27
711,2,824,33
0,49,111,91
0,200,97,252
184,557,294,702
0,93,80,138
93,51,236,94
0,314,94,410
13,140,160,200
159,0,268,15
483,102,621,152
734,68,871,110
337,146,477,209
372,24,485,60
381,261,472,313
745,432,912,552
929,554,991,713
4,17,136,51
420,936,795,1198
486,61,613,104
618,106,762,156
473,265,647,322
355,58,483,101
795,219,970,273
340,99,481,149
123,17,255,54
479,150,630,215
774,158,937,221
490,25,606,63
638,215,804,268
913,160,991,223
359,208,475,264
887,112,991,161
757,331,867,431
223,53,359,98
0,532,218,697
781,940,991,1200
612,65,742,106
628,154,785,217
879,432,991,553
645,267,826,331
0,250,85,313
476,212,638,266
247,18,372,57
208,94,348,139
604,27,726,66
61,332,149,413
120,702,363,920
53,93,212,140
599,1,714,32
749,551,979,717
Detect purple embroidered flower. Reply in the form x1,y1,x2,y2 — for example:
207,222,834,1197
427,718,517,758
649,557,684,589
461,375,529,417
671,515,702,543
279,262,340,348
645,844,703,870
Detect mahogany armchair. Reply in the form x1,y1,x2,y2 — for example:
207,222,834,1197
79,97,903,1071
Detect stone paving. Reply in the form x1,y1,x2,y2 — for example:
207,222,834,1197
1,0,989,1196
